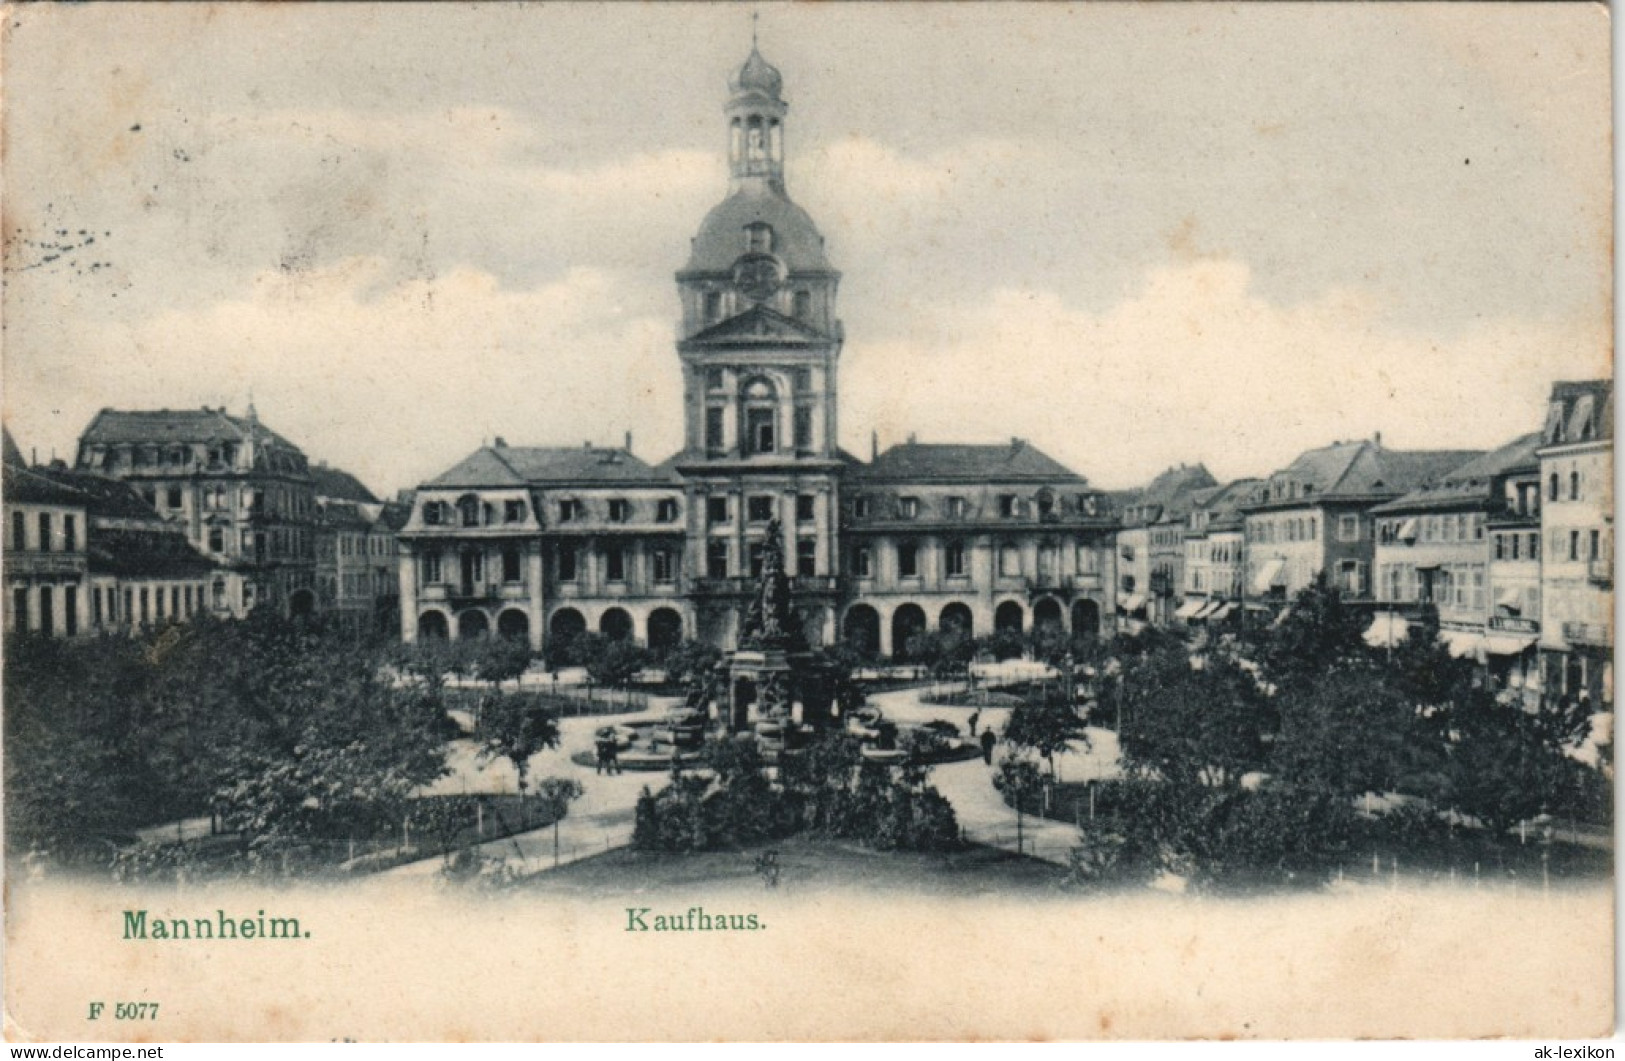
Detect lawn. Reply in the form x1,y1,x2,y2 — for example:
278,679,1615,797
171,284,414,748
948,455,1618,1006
522,835,1072,897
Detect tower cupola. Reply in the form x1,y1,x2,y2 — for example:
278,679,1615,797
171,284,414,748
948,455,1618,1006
726,43,788,194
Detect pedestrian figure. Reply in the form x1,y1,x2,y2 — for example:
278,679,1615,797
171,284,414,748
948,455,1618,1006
968,710,980,737
606,739,621,776
980,728,996,765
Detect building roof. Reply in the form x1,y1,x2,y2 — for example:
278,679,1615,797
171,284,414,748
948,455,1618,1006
424,444,676,489
682,186,834,276
1190,478,1265,531
1370,433,1542,514
1249,439,1481,509
310,465,379,504
2,463,89,508
849,439,1087,485
1541,379,1613,447
78,407,304,454
315,499,372,529
1117,463,1218,526
377,501,412,533
89,528,216,579
2,427,25,468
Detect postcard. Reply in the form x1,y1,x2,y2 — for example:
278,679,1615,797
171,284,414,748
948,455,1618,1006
2,1,1613,1044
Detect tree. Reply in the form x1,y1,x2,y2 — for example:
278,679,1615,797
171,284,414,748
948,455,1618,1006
468,636,533,690
1271,663,1441,803
659,639,723,688
1003,694,1088,781
1250,576,1369,692
476,696,562,813
1117,644,1270,793
992,758,1045,855
533,777,585,867
1444,691,1582,837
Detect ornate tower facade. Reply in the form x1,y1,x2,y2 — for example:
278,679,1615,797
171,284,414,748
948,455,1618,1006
676,43,844,648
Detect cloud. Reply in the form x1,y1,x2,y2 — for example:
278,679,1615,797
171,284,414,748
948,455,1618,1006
840,257,1605,487
5,258,685,495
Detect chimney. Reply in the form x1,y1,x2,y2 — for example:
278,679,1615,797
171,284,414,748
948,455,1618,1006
624,430,633,454
1373,431,1383,449
493,436,507,448
870,430,878,461
908,431,917,444
583,440,592,449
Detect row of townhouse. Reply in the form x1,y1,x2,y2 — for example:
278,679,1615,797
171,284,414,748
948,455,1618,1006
1128,380,1612,712
4,430,216,637
6,409,409,638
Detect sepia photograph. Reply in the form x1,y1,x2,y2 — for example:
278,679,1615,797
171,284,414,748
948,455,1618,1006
1,1,1614,1045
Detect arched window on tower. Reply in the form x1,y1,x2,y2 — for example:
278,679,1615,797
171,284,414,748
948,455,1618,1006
742,376,778,455
745,222,773,254
793,289,811,318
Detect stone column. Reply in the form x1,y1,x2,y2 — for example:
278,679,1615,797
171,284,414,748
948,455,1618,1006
527,542,545,653
398,542,418,643
815,486,833,577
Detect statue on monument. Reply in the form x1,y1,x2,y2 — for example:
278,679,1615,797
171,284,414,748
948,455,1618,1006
739,517,795,650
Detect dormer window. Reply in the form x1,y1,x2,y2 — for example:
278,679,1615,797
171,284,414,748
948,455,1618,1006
657,498,679,523
457,495,482,527
422,501,445,526
608,498,630,523
793,290,811,319
558,498,582,523
744,222,773,253
946,496,967,519
504,499,527,523
899,497,920,520
853,496,871,519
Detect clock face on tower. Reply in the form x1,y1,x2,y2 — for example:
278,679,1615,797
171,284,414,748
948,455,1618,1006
731,253,786,303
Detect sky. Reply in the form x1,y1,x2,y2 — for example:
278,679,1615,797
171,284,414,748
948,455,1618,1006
1,3,1612,496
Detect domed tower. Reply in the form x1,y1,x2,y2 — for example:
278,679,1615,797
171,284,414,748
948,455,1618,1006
675,40,844,650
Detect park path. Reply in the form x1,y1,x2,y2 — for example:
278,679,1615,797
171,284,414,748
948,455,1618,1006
867,687,1118,865
386,698,679,877
388,682,1116,877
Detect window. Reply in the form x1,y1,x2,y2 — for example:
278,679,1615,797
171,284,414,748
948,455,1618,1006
93,587,103,626
999,544,1021,577
796,494,815,522
1530,532,1541,560
707,497,730,525
898,542,919,579
945,540,967,578
797,539,816,578
422,501,444,525
899,497,920,520
748,541,766,578
422,551,442,584
1338,515,1360,542
793,405,813,450
748,496,775,523
137,588,147,626
999,495,1018,518
605,546,625,582
853,496,870,519
707,540,730,579
502,546,521,583
458,496,481,527
608,498,630,523
704,292,722,322
746,407,775,454
657,498,679,523
1549,473,1560,502
1570,530,1580,561
745,222,773,253
793,290,811,318
11,512,23,551
706,367,724,391
946,496,967,519
62,515,76,552
558,499,582,523
1590,529,1601,560
504,499,526,523
1570,471,1581,501
170,586,180,617
653,548,676,584
557,545,578,582
63,586,77,636
1077,543,1100,574
705,407,725,451
40,586,54,634
1494,535,1506,561
852,547,873,578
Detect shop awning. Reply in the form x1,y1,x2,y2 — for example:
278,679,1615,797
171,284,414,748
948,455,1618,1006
1118,593,1147,614
1440,629,1487,663
1252,558,1286,595
1485,632,1539,657
1495,587,1523,611
1364,612,1410,648
1398,518,1419,541
1206,602,1236,622
1175,598,1208,620
1191,600,1222,620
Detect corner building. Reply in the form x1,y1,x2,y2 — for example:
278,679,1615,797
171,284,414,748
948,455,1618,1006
400,46,1118,655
